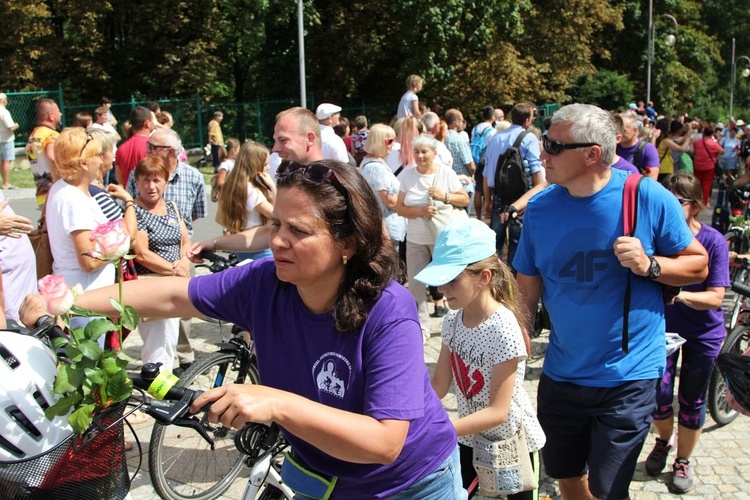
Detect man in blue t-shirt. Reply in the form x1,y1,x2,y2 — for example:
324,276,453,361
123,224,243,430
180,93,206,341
514,104,708,500
482,102,543,268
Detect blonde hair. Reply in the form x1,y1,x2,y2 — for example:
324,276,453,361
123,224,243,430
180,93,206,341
54,127,103,181
405,74,423,92
463,255,528,331
216,141,271,233
364,124,395,158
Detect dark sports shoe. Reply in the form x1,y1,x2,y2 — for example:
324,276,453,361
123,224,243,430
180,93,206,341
670,458,694,493
645,437,672,475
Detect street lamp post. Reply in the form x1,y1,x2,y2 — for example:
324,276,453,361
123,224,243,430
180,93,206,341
298,0,306,108
730,37,750,121
646,0,678,104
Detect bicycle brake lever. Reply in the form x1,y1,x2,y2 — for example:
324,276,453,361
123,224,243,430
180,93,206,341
172,416,216,449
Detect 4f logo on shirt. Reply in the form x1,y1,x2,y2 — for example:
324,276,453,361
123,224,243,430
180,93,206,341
560,250,612,282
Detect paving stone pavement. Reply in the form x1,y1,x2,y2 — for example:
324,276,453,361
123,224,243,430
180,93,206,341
126,302,750,499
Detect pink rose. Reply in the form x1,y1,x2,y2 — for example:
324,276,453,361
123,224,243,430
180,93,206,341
87,219,130,261
37,275,83,316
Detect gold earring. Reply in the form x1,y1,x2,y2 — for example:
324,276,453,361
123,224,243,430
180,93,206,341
343,255,348,265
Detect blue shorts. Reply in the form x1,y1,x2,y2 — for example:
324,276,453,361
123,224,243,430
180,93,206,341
0,142,14,161
537,373,657,500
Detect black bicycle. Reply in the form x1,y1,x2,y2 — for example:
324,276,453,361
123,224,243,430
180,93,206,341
148,252,263,500
708,279,750,425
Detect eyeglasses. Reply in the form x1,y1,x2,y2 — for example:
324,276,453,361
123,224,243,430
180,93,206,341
385,138,395,145
676,197,693,205
147,142,173,153
79,133,94,158
276,161,349,201
542,136,600,155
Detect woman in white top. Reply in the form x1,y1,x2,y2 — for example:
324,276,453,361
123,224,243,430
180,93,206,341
359,124,406,251
396,133,469,341
46,128,117,327
215,141,276,261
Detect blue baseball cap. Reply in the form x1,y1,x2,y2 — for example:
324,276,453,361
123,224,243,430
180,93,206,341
414,219,497,286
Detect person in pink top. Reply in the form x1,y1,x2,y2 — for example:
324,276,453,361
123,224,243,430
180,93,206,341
114,106,154,185
692,126,724,205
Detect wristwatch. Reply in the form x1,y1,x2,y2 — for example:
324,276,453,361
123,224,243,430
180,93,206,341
647,255,661,280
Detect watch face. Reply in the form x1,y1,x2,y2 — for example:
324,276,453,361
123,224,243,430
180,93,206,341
650,256,661,279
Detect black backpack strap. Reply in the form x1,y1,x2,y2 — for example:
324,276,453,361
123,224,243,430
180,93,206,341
633,140,647,172
513,131,529,149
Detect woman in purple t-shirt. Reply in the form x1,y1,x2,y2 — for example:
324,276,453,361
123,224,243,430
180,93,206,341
26,160,464,499
644,173,730,493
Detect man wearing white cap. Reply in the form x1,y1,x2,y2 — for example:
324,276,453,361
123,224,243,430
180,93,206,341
0,94,19,190
316,103,349,163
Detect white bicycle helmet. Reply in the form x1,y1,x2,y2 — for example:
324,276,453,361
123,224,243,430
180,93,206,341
0,331,73,462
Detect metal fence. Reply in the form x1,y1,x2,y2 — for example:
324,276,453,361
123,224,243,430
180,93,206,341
3,89,401,150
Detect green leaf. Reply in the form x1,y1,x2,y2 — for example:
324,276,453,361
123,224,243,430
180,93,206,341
44,393,81,418
52,336,70,350
123,254,136,260
83,318,116,342
106,370,133,402
70,326,85,343
117,350,133,363
81,377,94,397
109,297,124,314
64,344,83,362
100,356,121,376
53,364,84,394
78,340,103,361
83,367,105,385
121,305,139,331
69,404,96,436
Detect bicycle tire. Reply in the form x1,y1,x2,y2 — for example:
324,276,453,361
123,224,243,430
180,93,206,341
708,325,750,426
148,350,260,500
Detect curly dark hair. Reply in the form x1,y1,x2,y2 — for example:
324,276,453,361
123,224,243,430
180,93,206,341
275,160,400,332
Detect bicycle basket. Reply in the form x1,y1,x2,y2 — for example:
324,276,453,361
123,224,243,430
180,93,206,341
0,401,130,500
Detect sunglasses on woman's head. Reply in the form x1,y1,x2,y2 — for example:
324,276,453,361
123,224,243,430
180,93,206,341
79,133,94,158
276,161,349,201
542,136,600,155
385,138,395,145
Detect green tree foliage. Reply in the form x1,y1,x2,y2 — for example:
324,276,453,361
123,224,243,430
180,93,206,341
568,70,635,110
0,0,748,123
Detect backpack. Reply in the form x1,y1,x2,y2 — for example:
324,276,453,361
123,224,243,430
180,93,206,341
494,131,530,204
470,125,493,166
632,140,648,175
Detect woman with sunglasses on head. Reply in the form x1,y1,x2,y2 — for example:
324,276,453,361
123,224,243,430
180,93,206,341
23,159,465,499
644,173,729,494
45,128,117,328
359,124,406,253
215,141,276,262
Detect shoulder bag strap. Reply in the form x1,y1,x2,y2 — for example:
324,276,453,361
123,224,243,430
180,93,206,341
702,139,717,164
621,174,644,354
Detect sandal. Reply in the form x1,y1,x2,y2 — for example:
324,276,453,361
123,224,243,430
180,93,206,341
125,409,148,425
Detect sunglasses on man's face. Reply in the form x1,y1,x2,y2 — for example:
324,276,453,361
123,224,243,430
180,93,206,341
276,161,349,201
147,143,173,153
542,136,600,155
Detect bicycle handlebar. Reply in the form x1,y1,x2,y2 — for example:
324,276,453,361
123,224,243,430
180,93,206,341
732,280,750,299
197,251,239,273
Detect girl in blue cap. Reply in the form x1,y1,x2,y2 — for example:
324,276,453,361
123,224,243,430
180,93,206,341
417,219,545,499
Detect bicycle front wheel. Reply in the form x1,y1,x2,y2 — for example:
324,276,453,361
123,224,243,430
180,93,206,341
708,325,750,426
148,351,260,500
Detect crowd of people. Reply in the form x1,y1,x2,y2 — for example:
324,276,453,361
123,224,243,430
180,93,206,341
2,79,750,499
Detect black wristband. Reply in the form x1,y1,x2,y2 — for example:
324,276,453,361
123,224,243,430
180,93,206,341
506,205,519,218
